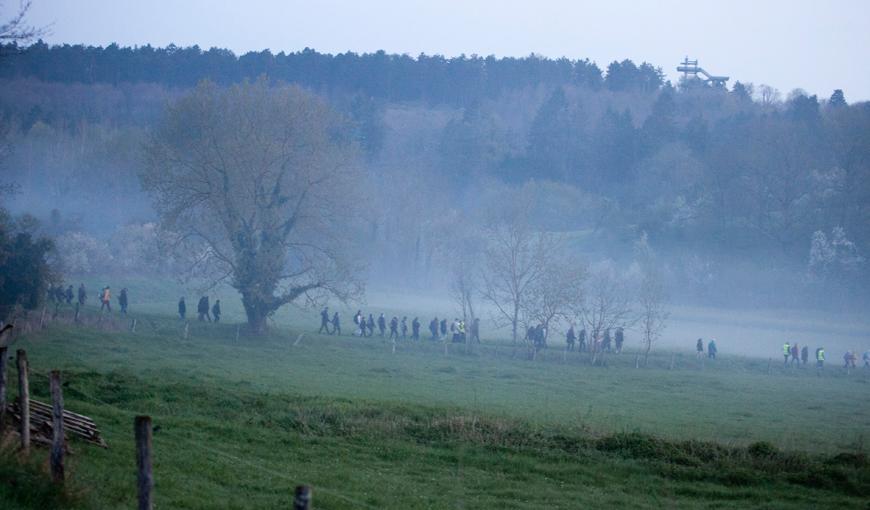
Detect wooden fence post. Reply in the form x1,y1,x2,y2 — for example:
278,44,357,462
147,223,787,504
130,318,137,333
293,485,311,510
17,349,30,452
50,370,65,484
183,322,189,340
0,344,7,432
135,416,154,510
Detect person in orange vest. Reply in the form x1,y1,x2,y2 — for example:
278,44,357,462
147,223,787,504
100,286,112,312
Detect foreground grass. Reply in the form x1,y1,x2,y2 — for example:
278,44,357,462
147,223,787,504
1,309,869,508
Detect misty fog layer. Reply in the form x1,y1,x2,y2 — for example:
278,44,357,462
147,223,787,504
1,43,868,318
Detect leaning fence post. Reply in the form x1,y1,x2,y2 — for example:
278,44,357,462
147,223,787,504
50,370,65,484
17,349,30,452
0,344,8,432
294,485,311,510
135,416,154,510
130,318,137,333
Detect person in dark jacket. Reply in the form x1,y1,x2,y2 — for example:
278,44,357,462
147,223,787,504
578,328,587,352
469,318,481,344
318,307,330,334
77,283,87,306
212,299,221,323
389,316,399,340
178,297,187,320
696,338,704,358
566,325,576,351
377,313,386,337
400,317,408,339
118,288,128,314
440,318,447,338
615,327,625,354
65,285,74,305
197,296,211,322
332,312,341,335
367,314,375,337
411,317,420,340
429,317,439,340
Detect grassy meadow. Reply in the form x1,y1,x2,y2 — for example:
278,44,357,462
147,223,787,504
1,280,869,508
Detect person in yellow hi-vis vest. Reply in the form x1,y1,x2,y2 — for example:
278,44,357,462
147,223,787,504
782,342,791,366
815,347,825,369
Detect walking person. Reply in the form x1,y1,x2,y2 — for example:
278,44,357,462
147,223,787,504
790,343,800,366
100,286,112,312
411,317,420,341
815,347,825,369
615,327,624,354
332,312,341,335
783,341,791,366
77,283,87,306
318,307,331,334
178,297,187,320
197,296,211,322
707,339,717,359
469,318,480,344
377,313,386,337
212,299,221,323
65,285,74,305
389,316,399,340
801,345,809,366
367,314,375,337
118,287,129,314
578,328,587,352
696,338,704,358
430,317,439,341
566,325,576,351
401,316,408,340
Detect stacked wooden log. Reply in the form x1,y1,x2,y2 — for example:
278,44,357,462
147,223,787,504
6,398,107,448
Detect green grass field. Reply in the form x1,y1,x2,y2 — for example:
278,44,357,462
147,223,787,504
1,286,869,508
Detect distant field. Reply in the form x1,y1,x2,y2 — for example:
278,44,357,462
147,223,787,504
1,299,868,508
76,276,870,358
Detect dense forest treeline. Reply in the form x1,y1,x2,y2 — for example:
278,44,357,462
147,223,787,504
0,41,656,104
1,42,868,308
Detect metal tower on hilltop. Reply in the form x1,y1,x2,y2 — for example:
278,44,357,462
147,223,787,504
677,57,729,88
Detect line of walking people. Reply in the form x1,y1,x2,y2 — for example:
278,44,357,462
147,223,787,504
317,307,481,343
49,283,129,314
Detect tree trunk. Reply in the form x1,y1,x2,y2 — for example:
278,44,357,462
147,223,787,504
241,293,270,335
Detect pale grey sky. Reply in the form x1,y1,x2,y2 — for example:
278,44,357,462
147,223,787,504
14,0,870,100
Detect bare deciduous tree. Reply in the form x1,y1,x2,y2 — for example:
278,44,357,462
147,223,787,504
141,79,364,333
579,264,634,364
480,201,560,344
638,270,668,366
521,255,585,341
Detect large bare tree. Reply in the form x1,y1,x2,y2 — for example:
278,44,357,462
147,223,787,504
142,79,364,333
480,198,561,344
